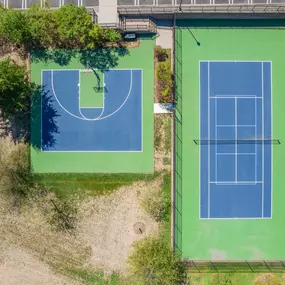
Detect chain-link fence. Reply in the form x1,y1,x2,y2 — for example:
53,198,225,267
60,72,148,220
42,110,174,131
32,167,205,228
188,260,285,273
173,24,183,255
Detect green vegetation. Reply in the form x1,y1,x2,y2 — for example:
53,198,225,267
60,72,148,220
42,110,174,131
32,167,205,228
0,59,33,118
128,237,187,285
154,46,173,103
34,172,160,200
69,268,121,285
0,4,121,49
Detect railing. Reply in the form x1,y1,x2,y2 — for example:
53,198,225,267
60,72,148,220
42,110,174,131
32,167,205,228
120,17,157,32
118,4,285,14
4,0,285,9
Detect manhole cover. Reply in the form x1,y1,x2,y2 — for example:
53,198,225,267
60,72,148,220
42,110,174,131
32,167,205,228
133,222,146,234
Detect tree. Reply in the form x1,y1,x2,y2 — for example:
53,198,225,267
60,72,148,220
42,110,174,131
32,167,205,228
54,4,92,47
128,237,187,285
0,59,34,118
87,24,121,48
25,4,58,48
0,8,28,45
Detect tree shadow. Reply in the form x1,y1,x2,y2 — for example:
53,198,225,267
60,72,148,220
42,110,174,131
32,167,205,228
31,49,78,66
30,85,60,151
78,47,130,72
31,46,130,70
0,84,60,152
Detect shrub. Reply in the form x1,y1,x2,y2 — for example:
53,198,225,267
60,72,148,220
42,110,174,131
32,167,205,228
141,188,167,222
154,45,169,62
0,8,28,45
128,237,187,285
154,46,173,103
156,60,173,103
254,273,284,285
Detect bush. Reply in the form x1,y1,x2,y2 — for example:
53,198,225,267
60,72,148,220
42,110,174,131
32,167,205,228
254,273,284,285
0,8,28,45
128,237,187,285
155,46,173,103
156,60,173,103
141,188,167,222
154,45,169,62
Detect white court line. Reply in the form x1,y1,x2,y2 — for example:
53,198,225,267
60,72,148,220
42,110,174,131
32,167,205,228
200,217,272,220
200,60,272,63
215,97,217,184
217,153,256,155
235,97,237,183
42,68,142,72
217,124,256,127
262,62,264,218
199,61,201,219
210,181,262,184
210,96,262,99
255,96,257,182
50,69,133,121
208,61,210,219
43,69,143,153
270,62,273,218
78,70,105,120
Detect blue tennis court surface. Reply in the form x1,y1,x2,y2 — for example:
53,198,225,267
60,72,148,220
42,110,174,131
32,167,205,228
41,69,142,152
200,61,272,219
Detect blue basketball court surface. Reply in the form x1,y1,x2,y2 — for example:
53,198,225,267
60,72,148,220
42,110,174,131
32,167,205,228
41,69,142,152
200,61,272,219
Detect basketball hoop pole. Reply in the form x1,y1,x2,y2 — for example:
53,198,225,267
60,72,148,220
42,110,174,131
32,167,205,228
179,0,183,11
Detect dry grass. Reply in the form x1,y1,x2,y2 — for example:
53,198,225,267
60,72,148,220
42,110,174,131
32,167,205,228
0,137,163,283
78,178,161,274
154,114,172,171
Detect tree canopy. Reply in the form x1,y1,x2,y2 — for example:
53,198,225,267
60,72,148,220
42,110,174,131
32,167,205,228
0,59,33,118
0,4,121,49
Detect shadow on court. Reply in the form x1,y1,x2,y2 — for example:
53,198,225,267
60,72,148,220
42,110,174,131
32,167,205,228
0,85,59,151
31,86,60,151
31,47,130,71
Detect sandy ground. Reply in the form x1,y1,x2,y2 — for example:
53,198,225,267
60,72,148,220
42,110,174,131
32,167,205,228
0,244,81,285
78,179,160,273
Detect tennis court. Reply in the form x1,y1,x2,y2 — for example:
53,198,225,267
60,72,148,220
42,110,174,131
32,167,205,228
174,20,285,261
42,69,142,152
199,61,272,219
